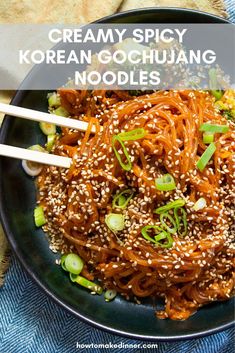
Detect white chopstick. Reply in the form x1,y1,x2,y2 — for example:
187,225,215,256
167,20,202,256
0,102,96,133
0,144,72,168
0,102,96,168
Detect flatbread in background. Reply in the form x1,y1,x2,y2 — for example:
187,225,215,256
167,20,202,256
0,0,123,24
0,0,227,23
120,0,227,18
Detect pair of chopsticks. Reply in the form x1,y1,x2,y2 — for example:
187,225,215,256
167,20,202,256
0,102,93,169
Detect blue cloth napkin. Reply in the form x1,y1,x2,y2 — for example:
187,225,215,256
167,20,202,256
0,2,234,352
226,0,235,21
0,255,234,353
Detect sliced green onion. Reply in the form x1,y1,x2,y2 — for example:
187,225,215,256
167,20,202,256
141,225,173,248
48,92,61,108
208,68,223,101
22,159,42,177
154,231,167,242
22,145,46,176
154,230,173,249
72,275,103,294
154,199,185,214
193,197,207,211
29,144,46,153
39,122,56,135
104,289,117,301
203,132,214,144
112,189,134,209
60,254,68,271
154,201,188,238
174,208,187,238
211,90,223,101
160,213,177,234
196,142,216,172
46,134,56,152
180,209,188,237
70,273,79,282
173,207,180,230
209,68,217,89
117,195,126,207
141,225,162,244
118,128,146,141
112,135,132,171
64,253,84,275
209,68,223,100
34,206,46,227
53,106,69,117
61,253,84,276
105,213,125,232
155,174,176,191
199,123,229,134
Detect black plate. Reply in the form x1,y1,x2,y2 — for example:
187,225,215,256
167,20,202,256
0,8,234,341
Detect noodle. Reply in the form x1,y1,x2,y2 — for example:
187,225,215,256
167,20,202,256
37,89,235,320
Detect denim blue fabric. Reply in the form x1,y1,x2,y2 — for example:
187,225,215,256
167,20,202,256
0,2,234,352
0,255,234,353
226,0,235,22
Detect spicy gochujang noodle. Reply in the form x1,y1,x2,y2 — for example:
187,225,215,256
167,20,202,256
35,89,234,320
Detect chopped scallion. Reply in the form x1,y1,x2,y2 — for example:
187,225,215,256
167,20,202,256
112,189,134,209
154,199,185,214
104,289,117,301
39,122,56,135
196,142,216,172
199,123,229,134
112,129,147,171
174,208,188,238
141,225,173,248
70,273,79,282
155,230,173,249
155,174,176,191
64,253,84,275
22,145,46,176
112,135,132,171
29,145,46,153
154,231,167,242
105,213,125,232
72,275,103,295
203,132,214,144
60,254,68,271
34,206,46,227
209,68,217,89
209,68,223,100
48,92,61,108
117,195,126,207
160,213,177,234
141,225,162,244
46,134,56,152
118,128,146,141
22,159,42,177
211,90,223,101
53,106,69,117
173,207,180,230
